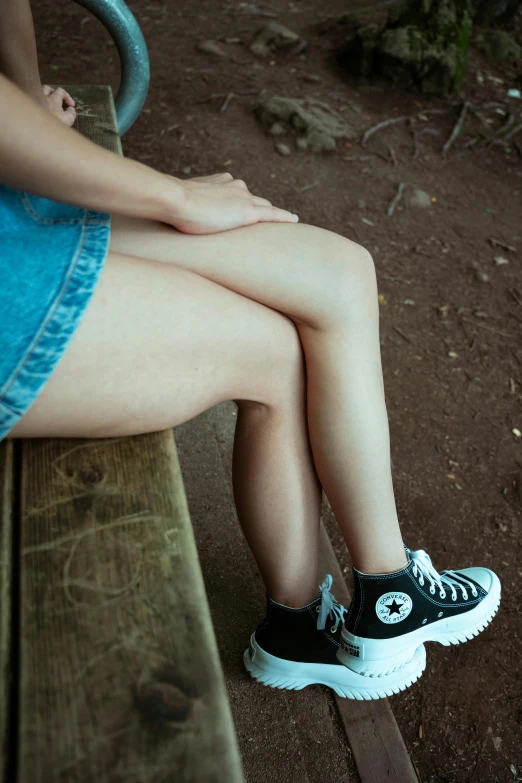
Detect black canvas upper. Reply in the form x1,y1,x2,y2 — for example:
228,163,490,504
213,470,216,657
255,592,345,666
344,555,487,640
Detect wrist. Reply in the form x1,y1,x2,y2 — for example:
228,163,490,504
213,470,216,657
141,166,187,224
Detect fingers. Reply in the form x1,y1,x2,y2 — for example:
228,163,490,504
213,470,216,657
60,88,76,107
45,86,76,108
252,205,299,223
63,106,77,126
251,195,272,207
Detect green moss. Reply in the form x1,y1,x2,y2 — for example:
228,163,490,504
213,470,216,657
453,17,470,88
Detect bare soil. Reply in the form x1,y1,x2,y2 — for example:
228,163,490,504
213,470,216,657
33,1,522,781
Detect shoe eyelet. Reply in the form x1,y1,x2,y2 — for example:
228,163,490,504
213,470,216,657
451,594,457,602
419,577,424,586
330,625,337,634
430,586,435,595
422,618,427,625
440,591,446,599
463,592,468,601
472,590,478,598
316,606,320,613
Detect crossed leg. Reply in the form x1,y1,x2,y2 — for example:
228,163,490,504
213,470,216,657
108,217,408,577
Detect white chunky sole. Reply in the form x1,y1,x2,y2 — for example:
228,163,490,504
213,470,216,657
338,571,501,677
243,634,426,699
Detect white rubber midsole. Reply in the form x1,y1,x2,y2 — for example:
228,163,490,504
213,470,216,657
244,634,426,699
338,572,501,676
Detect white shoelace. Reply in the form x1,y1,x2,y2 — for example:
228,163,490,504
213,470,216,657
409,548,479,601
316,574,347,632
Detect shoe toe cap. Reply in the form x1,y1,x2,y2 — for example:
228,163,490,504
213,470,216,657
457,567,496,593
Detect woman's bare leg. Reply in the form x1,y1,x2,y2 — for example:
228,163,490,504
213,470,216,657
109,217,408,574
9,252,322,606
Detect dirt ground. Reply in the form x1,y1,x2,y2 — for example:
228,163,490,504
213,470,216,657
33,0,521,781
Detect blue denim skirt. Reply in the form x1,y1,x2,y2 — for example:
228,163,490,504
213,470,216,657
0,184,111,440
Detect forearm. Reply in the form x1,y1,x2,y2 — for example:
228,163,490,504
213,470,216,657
0,74,184,221
0,0,43,104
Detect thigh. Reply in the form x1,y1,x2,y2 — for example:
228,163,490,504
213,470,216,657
8,252,302,439
109,217,372,329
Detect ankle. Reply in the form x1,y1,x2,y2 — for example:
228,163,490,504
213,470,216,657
268,586,319,609
353,552,408,576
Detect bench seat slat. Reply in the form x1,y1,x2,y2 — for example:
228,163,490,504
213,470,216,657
17,84,244,782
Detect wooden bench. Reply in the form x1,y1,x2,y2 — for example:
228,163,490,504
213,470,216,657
0,85,244,783
0,85,419,783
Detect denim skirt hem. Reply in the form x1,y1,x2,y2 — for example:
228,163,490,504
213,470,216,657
0,185,111,441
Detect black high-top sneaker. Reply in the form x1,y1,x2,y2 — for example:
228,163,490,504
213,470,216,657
337,548,501,677
243,574,426,699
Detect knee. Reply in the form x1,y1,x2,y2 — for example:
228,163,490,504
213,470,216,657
318,238,379,329
243,314,305,411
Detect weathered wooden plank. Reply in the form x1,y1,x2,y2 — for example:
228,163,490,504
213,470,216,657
18,86,244,783
59,84,123,155
318,527,418,783
0,440,14,783
18,433,244,782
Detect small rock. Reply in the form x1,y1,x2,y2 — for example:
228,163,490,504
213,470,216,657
494,256,509,266
224,37,241,44
250,21,300,58
303,74,321,83
508,88,521,99
406,189,432,209
197,39,229,57
404,299,415,306
361,217,375,226
513,428,522,438
255,95,356,153
295,137,309,150
275,142,291,156
475,269,490,283
476,31,521,65
378,294,387,305
448,352,458,359
181,166,192,175
357,199,366,209
268,122,287,136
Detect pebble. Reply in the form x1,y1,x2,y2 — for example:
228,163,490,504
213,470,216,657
197,39,228,57
407,189,432,209
268,122,287,136
475,270,490,283
303,74,321,83
494,256,509,265
275,142,291,156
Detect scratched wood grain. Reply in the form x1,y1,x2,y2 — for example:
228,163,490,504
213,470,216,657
0,440,14,782
19,433,244,782
17,86,244,783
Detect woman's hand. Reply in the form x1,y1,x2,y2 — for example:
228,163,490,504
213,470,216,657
166,172,298,234
41,85,76,126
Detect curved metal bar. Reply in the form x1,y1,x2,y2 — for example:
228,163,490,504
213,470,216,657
71,0,150,135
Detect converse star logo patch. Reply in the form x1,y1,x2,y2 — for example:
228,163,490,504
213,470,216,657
375,592,413,624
